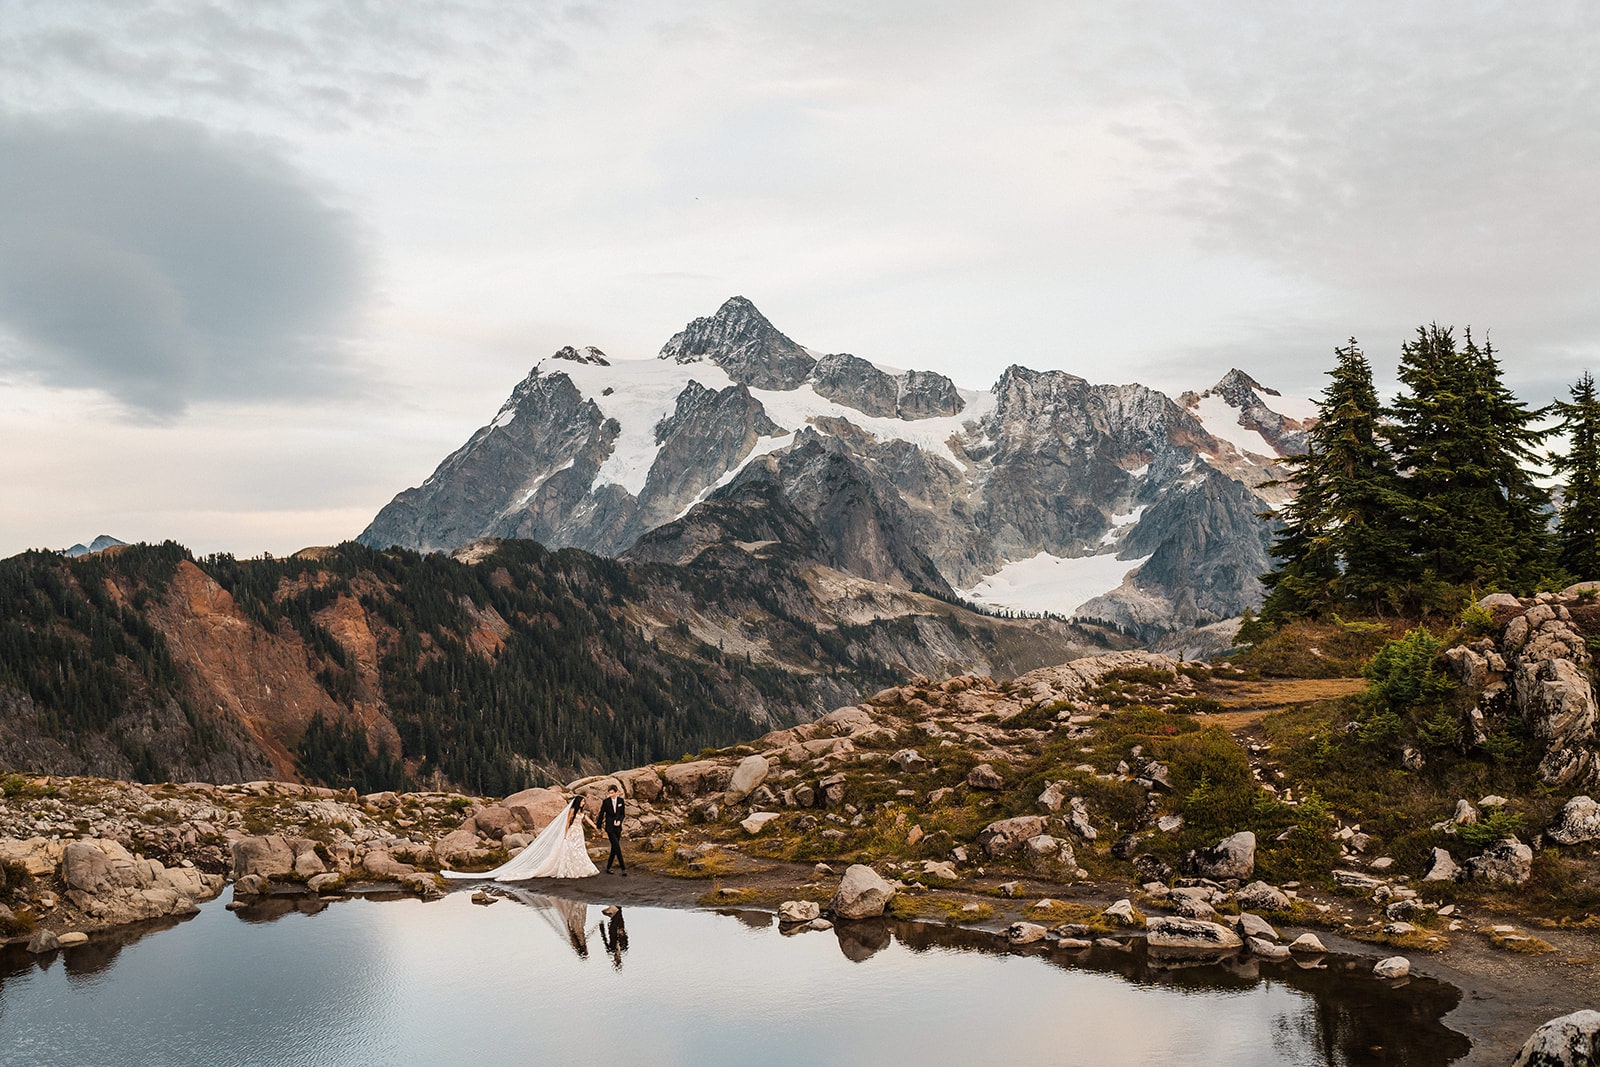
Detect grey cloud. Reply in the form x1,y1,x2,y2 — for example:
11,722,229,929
0,113,368,417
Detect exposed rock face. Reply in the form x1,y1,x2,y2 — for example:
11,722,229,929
1179,369,1312,457
659,295,817,390
829,864,895,919
724,755,772,805
361,298,1307,651
1444,592,1600,788
1513,1010,1600,1067
1145,916,1244,957
56,838,222,925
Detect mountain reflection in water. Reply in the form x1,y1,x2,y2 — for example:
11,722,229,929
0,890,1468,1066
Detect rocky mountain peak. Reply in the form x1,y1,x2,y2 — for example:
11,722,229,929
1178,368,1314,459
657,296,817,390
552,345,610,366
62,535,127,558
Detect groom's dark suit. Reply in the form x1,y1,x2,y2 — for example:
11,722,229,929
599,793,626,873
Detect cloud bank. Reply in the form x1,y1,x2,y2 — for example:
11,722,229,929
0,114,368,417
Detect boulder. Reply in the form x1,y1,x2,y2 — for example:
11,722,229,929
828,864,895,920
362,850,417,881
1236,913,1279,941
1024,834,1060,858
1288,933,1326,954
1478,592,1524,612
613,768,664,803
1513,1009,1600,1067
1373,956,1411,979
977,816,1045,858
1187,831,1256,881
1236,881,1290,911
661,760,732,800
64,839,139,892
1006,922,1048,945
1175,897,1217,920
891,749,930,772
778,900,822,924
1066,797,1098,840
1249,937,1290,961
56,931,89,947
724,755,772,804
1548,795,1600,845
920,860,958,881
1103,899,1141,926
818,773,848,808
0,836,65,877
967,764,1005,790
1036,781,1066,812
433,828,486,866
740,812,780,835
307,873,344,893
26,928,60,954
502,787,571,830
1464,837,1534,887
1422,847,1461,883
230,836,297,881
1145,916,1244,957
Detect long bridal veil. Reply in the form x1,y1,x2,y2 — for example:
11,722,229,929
442,804,598,882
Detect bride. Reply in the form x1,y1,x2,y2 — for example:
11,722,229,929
442,796,599,882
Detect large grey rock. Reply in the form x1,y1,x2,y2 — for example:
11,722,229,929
1145,916,1244,957
230,835,296,881
828,864,895,920
1513,1009,1600,1067
724,754,772,804
26,928,60,954
1464,837,1534,887
1373,956,1411,979
1187,831,1256,881
1548,795,1600,845
1236,881,1289,911
1422,847,1461,883
1501,610,1600,787
977,816,1046,858
778,900,821,924
1006,922,1048,945
967,763,1005,790
661,760,733,800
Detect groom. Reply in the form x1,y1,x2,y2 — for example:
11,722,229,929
599,784,627,875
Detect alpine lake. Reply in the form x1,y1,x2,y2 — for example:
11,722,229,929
0,885,1470,1066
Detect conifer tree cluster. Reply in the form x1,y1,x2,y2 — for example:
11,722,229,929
1258,325,1593,624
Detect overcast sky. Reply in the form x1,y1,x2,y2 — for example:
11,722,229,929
2,1,1597,557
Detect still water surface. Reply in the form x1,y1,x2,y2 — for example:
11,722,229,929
0,889,1468,1066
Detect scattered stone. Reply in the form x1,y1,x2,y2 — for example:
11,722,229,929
1024,834,1060,858
1236,881,1290,911
1236,913,1279,941
1187,831,1256,881
967,764,1005,790
1333,869,1384,891
1373,956,1411,979
1175,897,1217,920
1145,916,1244,957
1249,937,1290,960
57,931,89,947
1066,797,1098,840
998,881,1022,898
921,860,957,881
1547,795,1600,845
1156,814,1185,833
1103,899,1140,926
1288,933,1326,954
813,863,835,876
805,918,834,932
1006,922,1048,945
1422,848,1460,883
779,900,822,924
828,864,895,920
891,749,930,771
1370,857,1395,871
1036,781,1066,812
740,811,780,835
26,928,60,954
1464,837,1534,887
1095,937,1132,951
1058,937,1093,950
471,891,493,905
1383,921,1417,937
1132,854,1174,884
724,754,772,805
977,815,1046,858
1512,1009,1600,1067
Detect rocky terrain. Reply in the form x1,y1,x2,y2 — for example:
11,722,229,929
361,297,1312,653
6,584,1600,1061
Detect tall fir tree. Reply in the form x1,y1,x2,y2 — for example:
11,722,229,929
1259,339,1403,620
1553,370,1600,579
1385,324,1552,597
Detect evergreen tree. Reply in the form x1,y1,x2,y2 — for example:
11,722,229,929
1260,339,1403,620
1553,370,1600,579
1385,325,1551,598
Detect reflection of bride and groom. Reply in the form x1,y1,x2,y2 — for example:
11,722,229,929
442,787,627,882
499,889,630,968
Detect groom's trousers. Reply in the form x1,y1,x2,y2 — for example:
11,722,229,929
606,830,625,872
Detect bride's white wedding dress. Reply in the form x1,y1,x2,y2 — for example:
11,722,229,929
442,807,598,882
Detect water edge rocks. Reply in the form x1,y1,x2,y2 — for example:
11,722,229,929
1512,1009,1600,1067
829,864,895,920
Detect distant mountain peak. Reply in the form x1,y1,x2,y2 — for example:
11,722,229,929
62,535,127,558
552,345,610,366
657,296,816,390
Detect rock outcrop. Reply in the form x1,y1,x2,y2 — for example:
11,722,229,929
1513,1010,1600,1067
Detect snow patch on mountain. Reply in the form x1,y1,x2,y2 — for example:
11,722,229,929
959,551,1152,618
1191,393,1279,458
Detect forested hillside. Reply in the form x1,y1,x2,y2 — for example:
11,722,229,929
0,537,1104,792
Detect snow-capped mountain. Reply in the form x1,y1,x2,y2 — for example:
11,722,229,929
61,535,127,558
360,297,1311,652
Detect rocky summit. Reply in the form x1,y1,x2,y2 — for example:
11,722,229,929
360,296,1313,654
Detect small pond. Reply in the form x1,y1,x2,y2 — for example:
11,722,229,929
0,889,1469,1066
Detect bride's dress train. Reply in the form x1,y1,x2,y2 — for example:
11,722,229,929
441,807,598,881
